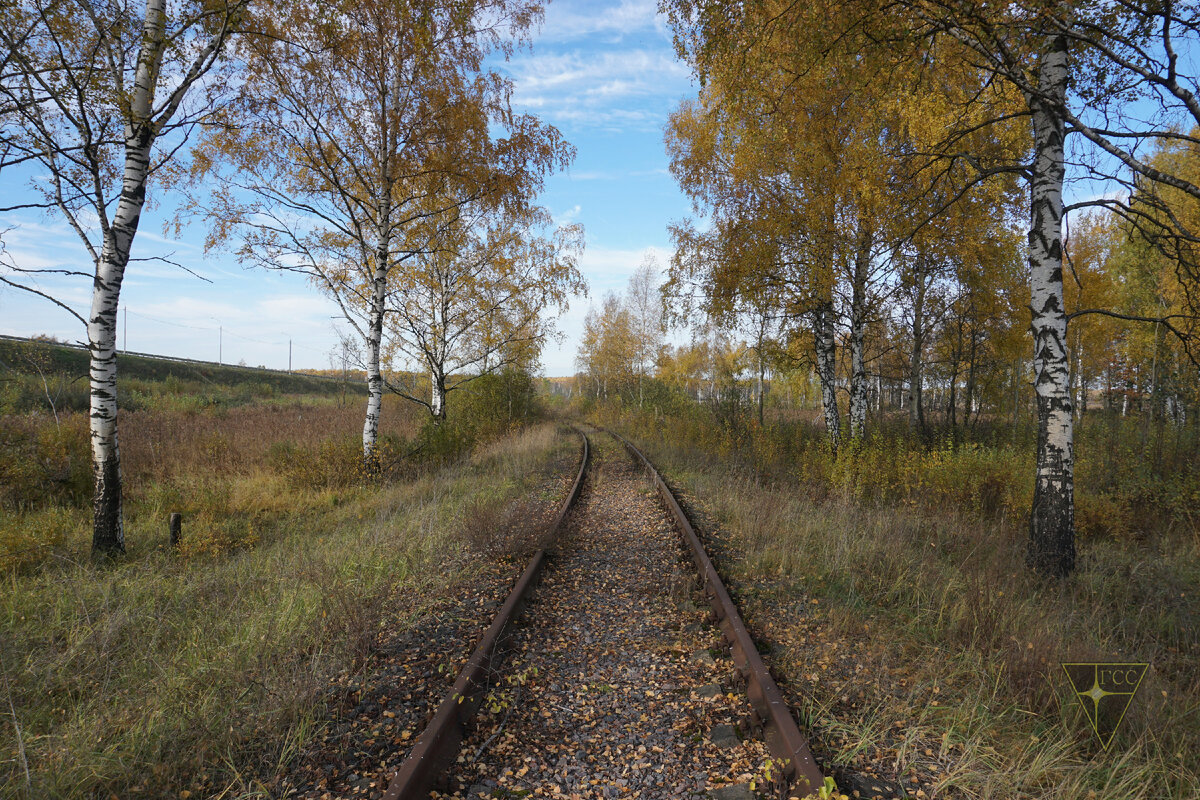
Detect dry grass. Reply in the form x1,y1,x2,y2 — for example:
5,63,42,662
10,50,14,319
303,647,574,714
621,426,1200,800
119,397,419,482
0,416,572,799
0,395,427,571
460,425,579,561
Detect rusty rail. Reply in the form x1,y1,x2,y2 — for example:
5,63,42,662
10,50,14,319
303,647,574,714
612,431,825,799
381,429,590,800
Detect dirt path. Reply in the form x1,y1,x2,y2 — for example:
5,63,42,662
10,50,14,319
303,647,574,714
435,438,774,800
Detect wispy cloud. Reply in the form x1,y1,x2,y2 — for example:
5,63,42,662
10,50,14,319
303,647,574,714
556,204,583,223
577,244,673,292
534,0,664,42
505,30,692,131
541,243,674,376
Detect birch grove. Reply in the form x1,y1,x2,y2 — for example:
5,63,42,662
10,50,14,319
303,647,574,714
660,0,1200,576
189,0,570,467
0,0,247,556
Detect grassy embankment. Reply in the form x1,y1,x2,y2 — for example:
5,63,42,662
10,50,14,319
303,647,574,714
0,339,573,798
590,400,1199,800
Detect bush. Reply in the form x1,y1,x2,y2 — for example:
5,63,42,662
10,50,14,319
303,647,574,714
450,369,540,439
268,436,368,489
598,398,1200,538
175,512,261,558
0,506,81,572
0,413,91,510
399,368,544,468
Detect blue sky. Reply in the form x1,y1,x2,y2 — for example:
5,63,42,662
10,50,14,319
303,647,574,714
0,0,695,376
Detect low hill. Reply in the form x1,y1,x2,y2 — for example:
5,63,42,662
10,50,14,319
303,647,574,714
0,334,362,413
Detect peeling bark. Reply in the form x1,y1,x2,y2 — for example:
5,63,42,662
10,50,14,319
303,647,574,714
1026,34,1076,577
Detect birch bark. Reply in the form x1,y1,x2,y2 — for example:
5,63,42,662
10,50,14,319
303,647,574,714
848,225,872,439
90,0,167,556
362,258,388,467
908,254,928,431
813,300,841,446
431,370,447,419
1026,34,1076,577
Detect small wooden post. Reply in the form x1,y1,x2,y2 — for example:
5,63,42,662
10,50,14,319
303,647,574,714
169,513,182,547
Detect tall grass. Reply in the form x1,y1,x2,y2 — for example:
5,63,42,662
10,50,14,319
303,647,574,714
591,394,1200,540
0,422,573,799
594,400,1200,799
0,396,422,571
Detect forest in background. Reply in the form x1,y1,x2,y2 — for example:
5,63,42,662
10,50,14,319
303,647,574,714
572,1,1200,581
565,6,1200,790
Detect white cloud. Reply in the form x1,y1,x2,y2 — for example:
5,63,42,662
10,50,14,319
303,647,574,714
0,215,344,368
537,243,676,376
556,204,583,223
536,0,663,42
577,244,673,293
506,47,692,131
511,49,688,96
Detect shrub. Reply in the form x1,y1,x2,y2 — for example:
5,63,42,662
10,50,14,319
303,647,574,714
268,436,366,489
0,413,90,510
175,512,260,558
0,506,81,571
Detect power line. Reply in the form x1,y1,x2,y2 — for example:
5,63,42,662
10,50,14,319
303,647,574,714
125,308,212,331
121,306,336,367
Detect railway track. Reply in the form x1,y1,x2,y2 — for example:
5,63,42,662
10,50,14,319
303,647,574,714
369,428,824,800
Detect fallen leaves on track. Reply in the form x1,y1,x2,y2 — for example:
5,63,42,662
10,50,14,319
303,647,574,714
433,442,775,800
272,455,576,800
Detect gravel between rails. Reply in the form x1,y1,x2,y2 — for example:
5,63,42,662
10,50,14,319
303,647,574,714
272,445,578,800
433,437,775,800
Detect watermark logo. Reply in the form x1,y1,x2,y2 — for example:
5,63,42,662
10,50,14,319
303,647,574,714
1061,662,1148,749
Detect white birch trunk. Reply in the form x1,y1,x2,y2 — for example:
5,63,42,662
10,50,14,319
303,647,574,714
908,255,928,431
849,226,872,439
756,356,765,425
431,370,446,419
1026,33,1076,576
90,0,166,557
362,260,387,467
813,300,840,446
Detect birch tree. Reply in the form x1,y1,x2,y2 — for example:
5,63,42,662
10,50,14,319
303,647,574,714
383,204,584,420
190,0,568,467
577,294,638,401
665,93,843,445
626,255,665,407
664,0,1200,575
883,1,1200,574
0,0,247,556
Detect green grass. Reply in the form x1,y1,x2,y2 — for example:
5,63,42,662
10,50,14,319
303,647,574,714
0,422,573,799
0,336,358,417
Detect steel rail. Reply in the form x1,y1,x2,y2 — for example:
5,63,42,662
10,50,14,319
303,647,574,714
381,429,590,800
612,431,825,799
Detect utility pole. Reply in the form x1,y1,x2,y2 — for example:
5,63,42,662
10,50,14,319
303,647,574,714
289,339,292,373
123,308,127,353
219,326,222,365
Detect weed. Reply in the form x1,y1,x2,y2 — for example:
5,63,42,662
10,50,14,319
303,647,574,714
601,403,1200,800
0,373,565,800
